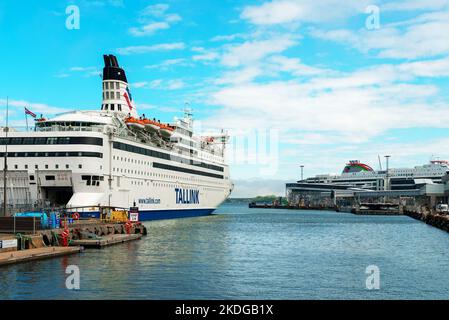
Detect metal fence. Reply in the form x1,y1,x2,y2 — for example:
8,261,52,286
0,216,43,234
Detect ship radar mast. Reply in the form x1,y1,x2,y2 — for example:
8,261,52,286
182,102,194,128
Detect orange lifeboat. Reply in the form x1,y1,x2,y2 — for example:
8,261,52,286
141,119,160,133
125,117,145,130
159,123,174,138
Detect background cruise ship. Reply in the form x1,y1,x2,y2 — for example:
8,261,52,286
300,159,449,191
0,54,233,220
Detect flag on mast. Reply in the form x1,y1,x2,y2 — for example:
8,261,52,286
24,107,37,118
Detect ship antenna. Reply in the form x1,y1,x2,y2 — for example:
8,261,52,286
184,102,193,118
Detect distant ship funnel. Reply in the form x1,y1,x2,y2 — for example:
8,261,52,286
101,54,137,117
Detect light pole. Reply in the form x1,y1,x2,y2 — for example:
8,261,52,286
2,97,8,217
385,155,391,191
300,165,304,181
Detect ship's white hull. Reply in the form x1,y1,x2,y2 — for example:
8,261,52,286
0,131,232,221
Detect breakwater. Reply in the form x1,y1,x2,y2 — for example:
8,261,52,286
404,208,449,233
248,203,336,211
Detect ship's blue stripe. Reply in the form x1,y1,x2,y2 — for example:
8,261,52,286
139,208,215,221
79,208,215,221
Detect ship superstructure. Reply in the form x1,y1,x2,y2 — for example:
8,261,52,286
0,55,233,220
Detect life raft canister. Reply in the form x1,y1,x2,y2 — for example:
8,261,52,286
61,227,70,247
125,221,132,234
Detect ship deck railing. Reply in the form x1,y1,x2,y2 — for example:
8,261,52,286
35,125,104,133
2,125,224,160
0,125,104,133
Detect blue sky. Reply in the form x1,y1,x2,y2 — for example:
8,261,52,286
1,0,449,197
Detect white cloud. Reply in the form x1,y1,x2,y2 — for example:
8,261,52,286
397,56,449,77
129,22,170,36
134,102,157,110
54,66,100,78
192,47,219,61
116,42,185,55
141,3,169,17
145,58,191,69
70,66,95,72
215,53,329,84
167,79,185,90
165,14,182,23
204,60,449,143
211,33,244,42
149,80,163,88
199,3,449,165
130,3,182,37
0,99,72,115
312,11,449,59
78,68,100,77
78,0,124,8
383,0,449,11
221,36,298,67
130,79,185,90
131,82,148,88
268,55,329,76
241,0,369,25
215,66,262,85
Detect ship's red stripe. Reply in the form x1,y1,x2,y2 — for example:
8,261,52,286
123,92,133,110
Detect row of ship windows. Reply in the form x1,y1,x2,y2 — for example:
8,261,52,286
113,155,150,166
128,181,223,192
113,142,224,172
104,81,120,90
81,175,104,186
0,152,103,159
103,91,121,100
102,104,122,111
130,181,185,188
0,137,103,146
6,162,224,184
112,167,223,184
113,167,225,186
12,164,84,170
20,173,222,191
154,162,223,179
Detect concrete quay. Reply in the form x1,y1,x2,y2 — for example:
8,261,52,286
0,219,147,267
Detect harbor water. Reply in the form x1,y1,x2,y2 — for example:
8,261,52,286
2,203,449,299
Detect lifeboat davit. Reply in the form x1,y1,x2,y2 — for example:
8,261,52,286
125,117,145,130
142,119,160,133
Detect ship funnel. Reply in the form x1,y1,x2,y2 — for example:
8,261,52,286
101,54,137,117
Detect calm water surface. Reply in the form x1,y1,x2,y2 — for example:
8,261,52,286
1,203,449,299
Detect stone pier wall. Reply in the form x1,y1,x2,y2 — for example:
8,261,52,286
404,207,449,233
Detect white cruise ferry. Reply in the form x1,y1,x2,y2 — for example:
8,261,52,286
301,160,449,191
0,55,233,220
